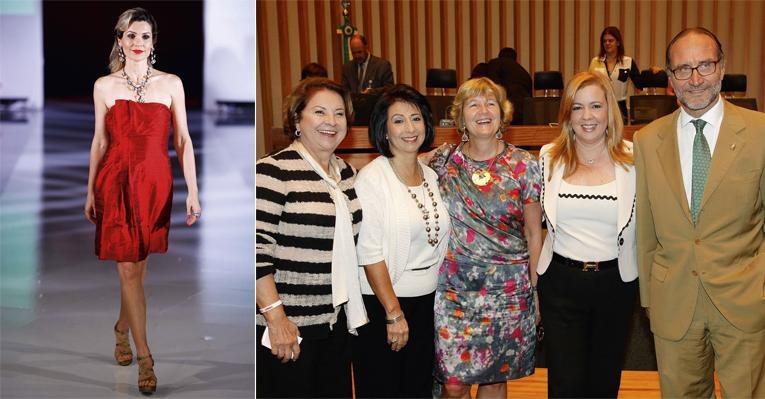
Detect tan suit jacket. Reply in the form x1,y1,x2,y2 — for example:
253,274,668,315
634,100,765,340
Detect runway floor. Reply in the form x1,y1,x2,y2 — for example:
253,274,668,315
0,103,254,398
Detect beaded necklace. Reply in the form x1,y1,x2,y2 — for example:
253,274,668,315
389,160,441,247
122,66,152,103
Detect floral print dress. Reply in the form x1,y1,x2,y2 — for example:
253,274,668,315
429,142,542,385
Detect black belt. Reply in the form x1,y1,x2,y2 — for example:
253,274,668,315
552,253,618,272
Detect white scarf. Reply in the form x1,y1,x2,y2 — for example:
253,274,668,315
293,141,368,334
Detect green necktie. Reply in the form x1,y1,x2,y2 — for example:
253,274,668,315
691,119,709,224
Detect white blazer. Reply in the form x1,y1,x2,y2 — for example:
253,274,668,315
537,141,638,282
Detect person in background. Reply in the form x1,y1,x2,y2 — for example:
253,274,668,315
352,84,450,398
470,62,491,79
256,77,367,398
537,71,638,398
589,26,660,123
428,77,543,399
85,7,201,395
300,62,328,80
341,34,394,95
635,27,765,398
487,47,533,125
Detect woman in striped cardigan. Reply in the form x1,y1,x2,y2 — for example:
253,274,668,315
256,78,367,398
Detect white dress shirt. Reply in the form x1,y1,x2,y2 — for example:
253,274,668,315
676,95,724,207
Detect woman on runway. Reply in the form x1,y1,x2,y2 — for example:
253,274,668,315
84,7,200,395
428,77,543,399
537,71,638,398
255,77,367,398
352,84,450,398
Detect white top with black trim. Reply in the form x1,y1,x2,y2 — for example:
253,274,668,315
553,179,618,261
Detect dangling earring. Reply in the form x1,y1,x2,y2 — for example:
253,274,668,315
495,122,504,140
295,128,301,138
118,47,126,63
461,123,469,142
149,49,157,65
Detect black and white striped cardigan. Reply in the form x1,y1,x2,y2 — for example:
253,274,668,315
256,145,362,339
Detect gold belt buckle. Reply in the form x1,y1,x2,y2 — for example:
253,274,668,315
582,261,600,272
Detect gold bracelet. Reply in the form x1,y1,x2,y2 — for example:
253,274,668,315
385,313,405,324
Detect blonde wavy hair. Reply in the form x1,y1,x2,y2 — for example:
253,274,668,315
108,8,158,73
449,77,513,135
546,71,631,180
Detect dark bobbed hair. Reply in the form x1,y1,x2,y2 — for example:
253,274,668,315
282,78,354,141
665,27,725,70
109,8,158,73
598,26,625,63
368,84,435,158
301,62,328,80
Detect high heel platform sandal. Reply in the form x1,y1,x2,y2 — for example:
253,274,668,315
113,323,133,366
137,354,157,395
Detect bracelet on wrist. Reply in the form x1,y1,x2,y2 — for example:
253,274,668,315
385,313,405,324
260,299,283,314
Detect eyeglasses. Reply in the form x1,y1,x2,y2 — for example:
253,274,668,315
669,60,719,80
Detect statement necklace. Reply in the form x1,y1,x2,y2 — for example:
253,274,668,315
465,141,503,186
122,67,152,103
390,160,441,247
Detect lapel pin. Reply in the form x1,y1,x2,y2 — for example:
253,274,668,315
730,144,736,151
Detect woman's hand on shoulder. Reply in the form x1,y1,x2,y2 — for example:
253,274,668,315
419,142,450,166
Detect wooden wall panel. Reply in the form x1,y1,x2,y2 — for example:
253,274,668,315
256,0,765,158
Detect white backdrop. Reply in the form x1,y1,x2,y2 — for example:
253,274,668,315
0,0,43,109
203,0,255,111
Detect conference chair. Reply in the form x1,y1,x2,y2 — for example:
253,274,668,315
533,71,564,97
523,71,563,125
721,74,747,98
639,70,669,95
425,68,458,126
522,97,561,125
629,95,678,125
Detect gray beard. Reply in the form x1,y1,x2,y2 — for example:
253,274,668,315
678,81,722,112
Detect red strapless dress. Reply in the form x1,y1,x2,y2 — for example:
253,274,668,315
94,100,173,262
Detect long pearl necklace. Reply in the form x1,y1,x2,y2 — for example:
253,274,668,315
390,160,441,247
122,66,152,103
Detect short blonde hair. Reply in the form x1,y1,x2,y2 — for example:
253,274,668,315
547,71,631,179
450,77,513,135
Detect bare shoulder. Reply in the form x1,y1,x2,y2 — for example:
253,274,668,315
152,70,183,86
94,73,123,92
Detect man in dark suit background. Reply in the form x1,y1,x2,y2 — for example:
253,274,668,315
341,34,394,96
487,47,532,125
